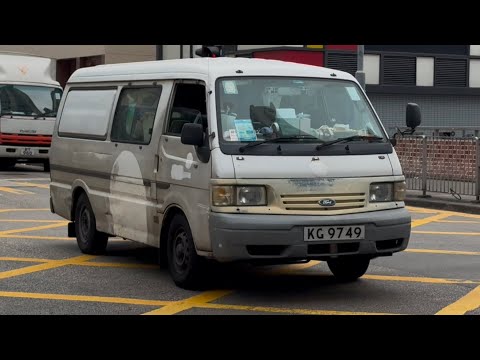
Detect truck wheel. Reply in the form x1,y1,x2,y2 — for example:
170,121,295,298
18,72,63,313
167,214,205,289
0,159,16,170
327,256,370,282
74,193,108,254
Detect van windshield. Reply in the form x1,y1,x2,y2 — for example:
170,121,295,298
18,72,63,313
0,84,63,118
216,77,388,155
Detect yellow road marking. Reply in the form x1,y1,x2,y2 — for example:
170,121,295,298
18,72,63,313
434,220,480,224
0,255,95,280
7,181,49,189
76,262,158,269
413,230,480,236
406,249,480,256
436,286,480,315
0,222,68,236
0,208,50,213
143,290,233,315
0,257,51,263
197,303,397,315
411,213,452,228
0,290,171,307
0,235,128,241
0,187,34,195
0,256,158,269
0,235,72,240
0,219,65,223
286,271,480,285
362,274,479,285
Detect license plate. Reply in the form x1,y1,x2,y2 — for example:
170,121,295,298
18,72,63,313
21,148,34,156
304,226,365,241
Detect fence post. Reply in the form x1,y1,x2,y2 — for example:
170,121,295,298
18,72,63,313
421,135,428,197
476,137,480,202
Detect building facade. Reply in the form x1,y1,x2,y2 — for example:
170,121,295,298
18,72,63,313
2,45,480,134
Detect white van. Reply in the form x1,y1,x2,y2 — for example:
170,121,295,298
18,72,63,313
0,52,63,171
50,57,420,289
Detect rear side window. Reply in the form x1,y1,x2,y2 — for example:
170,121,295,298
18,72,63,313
58,89,117,140
111,87,162,145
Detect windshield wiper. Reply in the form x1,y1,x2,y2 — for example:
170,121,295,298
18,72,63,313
239,135,323,153
316,135,385,150
0,111,13,118
34,112,56,119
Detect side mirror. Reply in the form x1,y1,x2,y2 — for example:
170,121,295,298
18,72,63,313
406,103,422,130
181,123,204,146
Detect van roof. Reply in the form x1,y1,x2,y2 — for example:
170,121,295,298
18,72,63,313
68,57,357,84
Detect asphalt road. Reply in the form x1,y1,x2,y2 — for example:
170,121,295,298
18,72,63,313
0,164,479,315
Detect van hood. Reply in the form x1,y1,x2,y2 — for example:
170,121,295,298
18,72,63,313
231,154,394,179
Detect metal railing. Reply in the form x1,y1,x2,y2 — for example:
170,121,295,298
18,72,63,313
395,135,480,200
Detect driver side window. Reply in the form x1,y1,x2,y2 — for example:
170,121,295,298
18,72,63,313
166,83,207,136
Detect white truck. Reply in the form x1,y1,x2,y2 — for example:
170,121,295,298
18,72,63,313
0,52,63,171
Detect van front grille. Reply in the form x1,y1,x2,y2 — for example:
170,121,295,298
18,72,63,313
281,193,366,212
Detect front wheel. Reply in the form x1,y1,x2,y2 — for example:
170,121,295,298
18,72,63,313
167,214,205,289
74,193,108,254
327,256,370,282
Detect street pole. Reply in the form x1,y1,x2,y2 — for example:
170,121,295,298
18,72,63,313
156,45,163,61
355,45,366,90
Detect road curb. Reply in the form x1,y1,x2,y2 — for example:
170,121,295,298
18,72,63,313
405,196,480,215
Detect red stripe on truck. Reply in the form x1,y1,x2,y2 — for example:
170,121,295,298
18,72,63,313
0,133,52,146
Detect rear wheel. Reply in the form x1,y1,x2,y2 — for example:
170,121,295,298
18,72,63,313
167,214,205,289
74,193,108,254
0,159,16,170
327,256,370,282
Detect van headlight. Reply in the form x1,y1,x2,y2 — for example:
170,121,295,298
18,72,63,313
369,183,393,202
369,182,406,202
212,186,267,206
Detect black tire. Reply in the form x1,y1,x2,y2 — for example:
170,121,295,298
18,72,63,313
327,256,370,282
0,159,16,171
74,193,108,255
43,160,50,172
167,214,204,289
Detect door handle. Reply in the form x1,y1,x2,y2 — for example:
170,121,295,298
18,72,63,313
154,154,160,173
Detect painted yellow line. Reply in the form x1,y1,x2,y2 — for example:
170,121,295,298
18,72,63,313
0,255,95,280
434,219,480,224
0,256,158,269
143,290,233,315
413,230,480,236
406,249,480,256
0,235,72,240
362,274,480,285
0,219,65,223
0,187,34,195
436,286,480,315
443,210,480,220
0,257,51,263
197,303,397,315
411,212,452,228
8,181,49,189
76,262,159,270
0,208,50,213
0,235,128,241
0,222,68,236
286,271,480,285
0,290,172,307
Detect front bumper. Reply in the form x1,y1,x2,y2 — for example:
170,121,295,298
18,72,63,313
0,146,50,160
209,208,411,262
